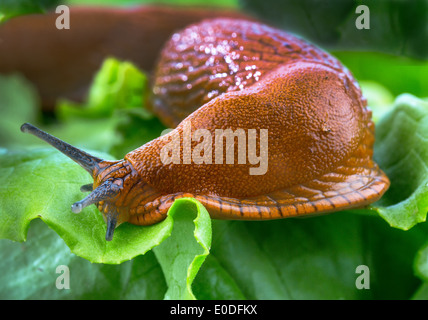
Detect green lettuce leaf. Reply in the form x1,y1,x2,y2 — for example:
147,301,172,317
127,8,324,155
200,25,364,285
0,148,175,264
192,214,425,300
359,80,394,123
334,52,428,98
57,57,148,119
1,186,424,300
153,198,212,300
0,219,167,299
0,147,211,299
54,56,166,159
370,94,428,230
241,0,428,59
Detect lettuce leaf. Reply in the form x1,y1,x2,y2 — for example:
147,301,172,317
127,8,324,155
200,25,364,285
0,219,167,299
334,52,428,98
1,202,424,300
57,57,148,119
370,94,428,230
193,214,425,300
241,0,428,59
0,148,211,299
153,198,211,300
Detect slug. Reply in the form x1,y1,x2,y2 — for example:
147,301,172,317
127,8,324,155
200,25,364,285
21,18,390,241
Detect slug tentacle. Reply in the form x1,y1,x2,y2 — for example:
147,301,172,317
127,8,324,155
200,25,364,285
105,211,118,242
20,123,132,241
20,123,103,174
71,179,121,214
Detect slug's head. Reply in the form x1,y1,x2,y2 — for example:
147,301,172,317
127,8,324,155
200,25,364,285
20,123,132,241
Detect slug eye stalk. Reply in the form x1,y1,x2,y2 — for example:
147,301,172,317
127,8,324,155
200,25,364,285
20,123,103,174
71,180,121,214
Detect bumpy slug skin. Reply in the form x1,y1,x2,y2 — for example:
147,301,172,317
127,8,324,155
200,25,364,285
129,18,390,222
127,60,390,222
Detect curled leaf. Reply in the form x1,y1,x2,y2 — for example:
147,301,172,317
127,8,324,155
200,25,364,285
371,94,428,230
153,198,212,300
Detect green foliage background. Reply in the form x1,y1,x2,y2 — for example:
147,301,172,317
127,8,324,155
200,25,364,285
0,0,428,300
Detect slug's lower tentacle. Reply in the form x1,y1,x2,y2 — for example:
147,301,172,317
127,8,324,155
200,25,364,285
105,209,119,241
71,180,121,214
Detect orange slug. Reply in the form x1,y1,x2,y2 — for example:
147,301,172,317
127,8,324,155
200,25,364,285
21,18,390,241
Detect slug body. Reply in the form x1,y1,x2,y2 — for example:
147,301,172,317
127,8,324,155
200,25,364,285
22,18,389,241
